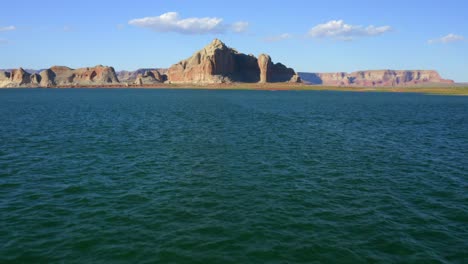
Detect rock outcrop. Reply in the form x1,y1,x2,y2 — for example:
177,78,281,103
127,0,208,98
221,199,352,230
167,39,300,84
0,65,119,87
0,39,455,88
258,54,271,83
10,68,31,85
117,69,168,85
47,65,119,86
0,68,32,87
30,73,41,85
0,71,11,87
299,70,454,86
39,69,55,87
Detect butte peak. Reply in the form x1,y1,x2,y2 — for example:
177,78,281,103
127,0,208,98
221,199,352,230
167,39,300,84
207,38,227,49
201,38,231,55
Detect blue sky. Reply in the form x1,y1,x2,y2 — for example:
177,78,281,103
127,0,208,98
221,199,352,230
0,0,467,81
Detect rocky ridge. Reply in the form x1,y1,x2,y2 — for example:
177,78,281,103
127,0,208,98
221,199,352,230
0,65,119,88
1,39,455,88
299,70,454,87
167,39,300,84
117,69,168,85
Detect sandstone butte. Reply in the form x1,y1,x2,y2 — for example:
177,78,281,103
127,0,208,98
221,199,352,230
166,38,300,84
0,39,455,88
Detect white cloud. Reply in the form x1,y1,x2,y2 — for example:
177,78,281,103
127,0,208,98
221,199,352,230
0,26,16,32
428,33,464,44
263,33,293,42
308,20,392,40
0,38,9,44
129,12,248,34
231,21,249,33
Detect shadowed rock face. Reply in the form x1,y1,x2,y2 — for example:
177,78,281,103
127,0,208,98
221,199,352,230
47,65,119,86
135,70,168,85
10,68,31,85
232,53,260,83
0,68,32,87
0,71,11,81
0,71,11,87
299,70,454,86
167,39,300,84
0,65,120,87
39,69,56,87
0,66,120,87
30,73,41,85
117,69,168,84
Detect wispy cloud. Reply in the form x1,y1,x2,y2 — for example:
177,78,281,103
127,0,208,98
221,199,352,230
0,38,9,44
231,21,249,33
428,33,464,44
0,26,16,32
129,12,249,35
263,33,293,42
308,20,392,41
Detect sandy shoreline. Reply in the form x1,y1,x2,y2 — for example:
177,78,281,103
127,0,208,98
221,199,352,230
1,83,467,96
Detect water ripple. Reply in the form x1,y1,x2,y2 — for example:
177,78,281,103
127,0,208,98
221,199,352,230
0,89,467,262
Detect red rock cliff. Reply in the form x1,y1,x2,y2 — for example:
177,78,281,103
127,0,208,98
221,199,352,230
167,39,300,84
299,70,454,86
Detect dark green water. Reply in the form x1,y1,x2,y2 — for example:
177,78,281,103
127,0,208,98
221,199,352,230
0,89,467,263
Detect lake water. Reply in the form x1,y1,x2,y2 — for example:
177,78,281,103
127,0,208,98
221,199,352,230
0,89,467,263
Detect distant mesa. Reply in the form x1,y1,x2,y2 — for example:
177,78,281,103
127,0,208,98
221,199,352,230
0,65,119,88
47,65,119,86
299,70,454,87
117,68,168,85
166,39,301,84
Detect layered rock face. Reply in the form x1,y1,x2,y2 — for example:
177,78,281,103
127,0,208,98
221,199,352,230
30,73,41,85
0,71,12,87
117,69,168,84
0,68,32,87
39,69,55,87
48,65,119,86
258,54,271,83
2,38,454,88
134,70,168,85
167,39,300,84
0,65,119,87
299,70,454,86
10,68,31,85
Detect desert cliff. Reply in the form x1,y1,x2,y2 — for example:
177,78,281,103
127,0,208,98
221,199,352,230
299,70,454,87
167,39,300,84
0,39,455,88
0,65,119,88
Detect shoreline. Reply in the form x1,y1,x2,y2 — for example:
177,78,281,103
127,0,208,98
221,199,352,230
1,83,467,96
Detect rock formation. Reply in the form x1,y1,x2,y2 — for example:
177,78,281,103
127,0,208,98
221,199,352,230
10,68,31,85
30,73,41,85
47,65,119,86
39,69,55,87
0,39,455,88
0,65,119,87
299,70,454,87
0,71,11,87
258,54,271,83
0,68,32,87
117,69,168,85
167,39,300,84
